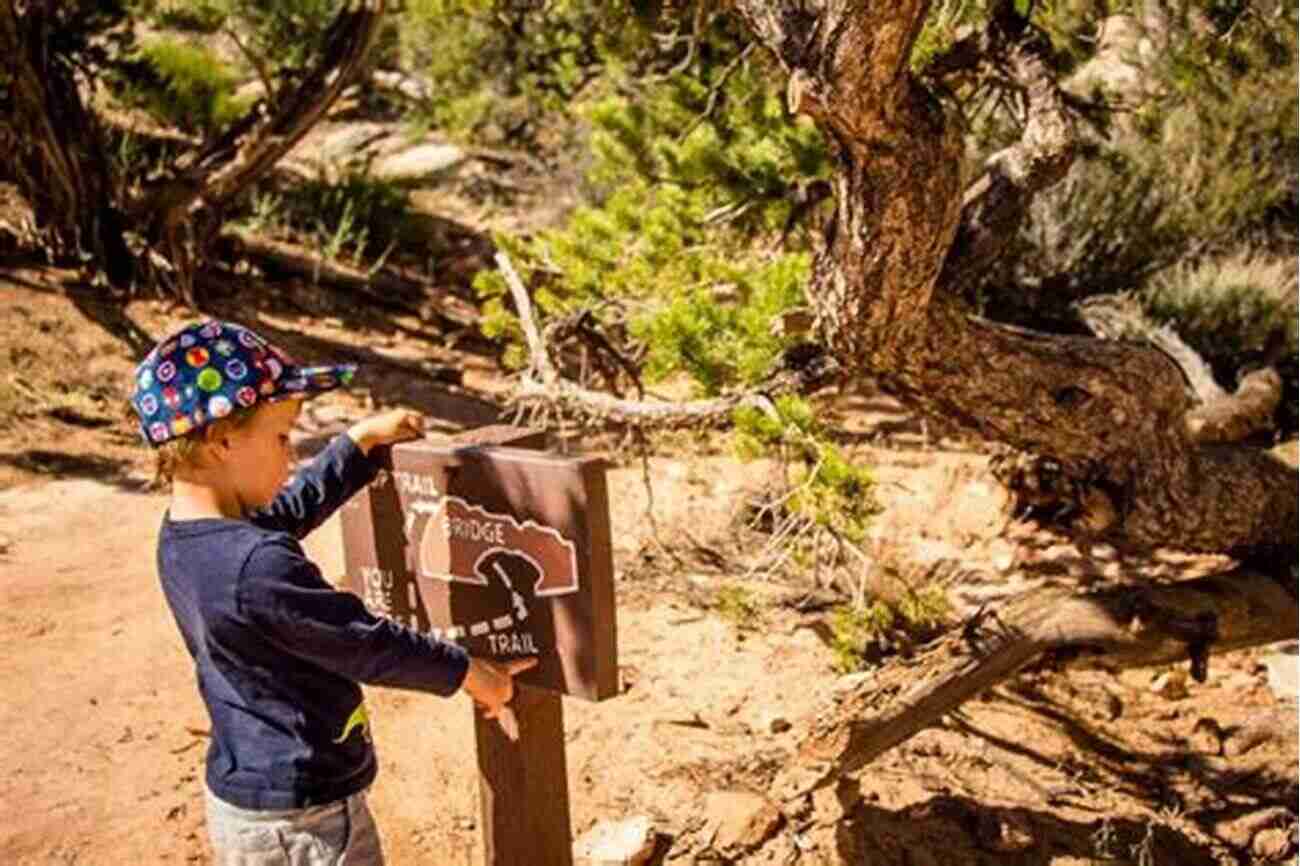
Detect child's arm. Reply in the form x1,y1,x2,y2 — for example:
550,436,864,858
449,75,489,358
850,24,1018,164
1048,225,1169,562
234,536,536,700
250,409,423,539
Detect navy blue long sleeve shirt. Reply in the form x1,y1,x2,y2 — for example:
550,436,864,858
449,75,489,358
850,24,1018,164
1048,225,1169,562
157,433,469,810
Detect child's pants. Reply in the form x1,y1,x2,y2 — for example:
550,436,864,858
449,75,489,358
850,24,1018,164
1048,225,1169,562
205,785,385,865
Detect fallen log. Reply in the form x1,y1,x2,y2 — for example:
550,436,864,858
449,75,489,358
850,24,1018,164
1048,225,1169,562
218,229,481,334
774,567,1298,800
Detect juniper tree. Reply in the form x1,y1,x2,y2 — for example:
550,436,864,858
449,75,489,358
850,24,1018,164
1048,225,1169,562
477,0,1297,785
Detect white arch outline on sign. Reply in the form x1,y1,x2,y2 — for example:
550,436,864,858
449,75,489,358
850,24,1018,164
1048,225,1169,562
415,495,581,597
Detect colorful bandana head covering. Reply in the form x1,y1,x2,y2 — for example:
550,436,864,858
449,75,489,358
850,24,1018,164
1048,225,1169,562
129,320,356,446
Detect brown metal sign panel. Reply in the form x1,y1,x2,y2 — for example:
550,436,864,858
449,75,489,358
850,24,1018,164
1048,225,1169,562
340,437,617,702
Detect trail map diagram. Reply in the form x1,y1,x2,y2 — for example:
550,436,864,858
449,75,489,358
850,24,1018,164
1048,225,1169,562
405,496,580,646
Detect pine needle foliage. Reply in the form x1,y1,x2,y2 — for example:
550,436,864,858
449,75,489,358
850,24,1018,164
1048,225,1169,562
126,38,252,134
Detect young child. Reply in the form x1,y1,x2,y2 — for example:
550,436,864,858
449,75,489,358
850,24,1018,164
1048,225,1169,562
130,319,534,865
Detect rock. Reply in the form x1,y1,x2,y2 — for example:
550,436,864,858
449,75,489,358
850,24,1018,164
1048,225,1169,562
705,790,783,854
834,671,874,692
1150,669,1188,700
1188,717,1223,755
1263,652,1299,703
759,711,792,734
372,143,467,182
1223,708,1294,757
975,812,1036,853
572,816,657,866
1214,806,1292,849
371,69,435,103
988,538,1017,573
1252,827,1295,862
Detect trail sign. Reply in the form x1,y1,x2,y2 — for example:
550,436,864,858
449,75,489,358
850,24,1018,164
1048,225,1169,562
337,426,618,866
339,429,617,700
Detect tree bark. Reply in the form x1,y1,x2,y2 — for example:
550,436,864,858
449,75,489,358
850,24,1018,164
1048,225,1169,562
725,0,1297,559
0,1,133,285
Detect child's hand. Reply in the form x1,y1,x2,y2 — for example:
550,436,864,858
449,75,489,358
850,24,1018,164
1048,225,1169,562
461,656,538,718
347,409,424,455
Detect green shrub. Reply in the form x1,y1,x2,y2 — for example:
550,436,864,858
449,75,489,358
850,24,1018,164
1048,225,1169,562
147,0,227,32
734,396,879,541
715,584,761,628
829,587,951,672
1143,254,1297,361
128,38,251,134
1143,253,1298,432
829,601,896,673
396,0,649,145
220,0,341,71
968,4,1297,326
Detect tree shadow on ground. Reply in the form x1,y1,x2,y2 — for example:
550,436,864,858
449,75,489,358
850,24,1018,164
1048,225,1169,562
65,286,158,359
1,269,157,359
833,789,1220,866
933,686,1298,864
0,449,151,493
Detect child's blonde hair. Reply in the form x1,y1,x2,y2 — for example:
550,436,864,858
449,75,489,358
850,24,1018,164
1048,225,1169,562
153,405,260,484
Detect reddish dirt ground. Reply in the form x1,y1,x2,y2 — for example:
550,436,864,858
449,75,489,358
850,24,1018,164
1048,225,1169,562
1,272,1295,865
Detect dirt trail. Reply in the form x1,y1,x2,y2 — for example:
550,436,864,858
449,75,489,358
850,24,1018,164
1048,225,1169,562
0,461,837,865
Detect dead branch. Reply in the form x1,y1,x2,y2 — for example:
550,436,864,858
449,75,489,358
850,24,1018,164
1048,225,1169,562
544,308,646,398
773,567,1298,799
495,251,836,427
677,43,757,142
1075,292,1226,405
1185,367,1283,444
1075,293,1282,444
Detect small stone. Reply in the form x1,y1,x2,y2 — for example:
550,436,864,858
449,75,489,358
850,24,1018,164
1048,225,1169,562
988,539,1016,573
1188,717,1223,755
1151,669,1188,700
1214,807,1291,849
975,812,1036,853
761,711,792,734
705,790,783,854
1252,827,1295,862
572,816,657,866
1263,652,1300,703
834,672,874,692
1222,708,1293,757
373,142,466,181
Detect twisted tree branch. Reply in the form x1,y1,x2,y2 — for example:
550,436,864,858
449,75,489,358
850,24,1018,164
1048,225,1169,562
132,0,386,298
938,11,1078,294
774,567,1298,798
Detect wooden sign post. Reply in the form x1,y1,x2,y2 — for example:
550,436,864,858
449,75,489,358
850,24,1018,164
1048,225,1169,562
339,426,617,866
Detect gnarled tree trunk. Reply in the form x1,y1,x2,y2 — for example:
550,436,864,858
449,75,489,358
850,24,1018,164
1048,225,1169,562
0,0,386,301
0,1,133,284
723,0,1297,787
728,0,1295,560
